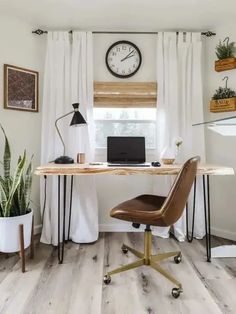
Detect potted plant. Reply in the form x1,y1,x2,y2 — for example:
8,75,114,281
215,37,236,72
210,77,236,112
0,125,33,259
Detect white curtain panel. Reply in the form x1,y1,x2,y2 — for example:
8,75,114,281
153,32,206,241
40,31,98,245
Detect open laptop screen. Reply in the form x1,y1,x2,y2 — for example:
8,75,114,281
107,136,146,163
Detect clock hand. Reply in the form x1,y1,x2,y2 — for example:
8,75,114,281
121,50,134,62
122,54,135,61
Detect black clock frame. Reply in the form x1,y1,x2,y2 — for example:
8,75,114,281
105,40,142,79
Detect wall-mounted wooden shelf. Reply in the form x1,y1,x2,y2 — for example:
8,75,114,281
215,58,236,72
210,97,236,112
94,82,157,107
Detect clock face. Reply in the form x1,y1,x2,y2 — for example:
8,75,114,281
105,41,142,78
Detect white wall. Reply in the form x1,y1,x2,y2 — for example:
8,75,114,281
93,34,157,231
204,22,236,240
0,16,45,231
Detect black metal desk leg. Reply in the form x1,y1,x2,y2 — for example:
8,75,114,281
186,177,196,242
67,175,74,241
61,175,67,263
57,175,67,264
203,175,211,262
58,175,62,263
207,175,211,261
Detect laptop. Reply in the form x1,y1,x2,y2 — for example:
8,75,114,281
107,136,150,167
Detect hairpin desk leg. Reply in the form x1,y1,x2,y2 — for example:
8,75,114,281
67,175,74,241
61,175,67,262
203,175,211,262
186,177,196,242
207,175,211,261
58,175,62,264
57,175,68,264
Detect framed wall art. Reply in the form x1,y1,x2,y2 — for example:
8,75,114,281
4,64,39,112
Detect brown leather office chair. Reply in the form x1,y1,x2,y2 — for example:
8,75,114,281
103,156,200,298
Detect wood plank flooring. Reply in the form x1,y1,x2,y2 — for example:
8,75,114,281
0,233,236,314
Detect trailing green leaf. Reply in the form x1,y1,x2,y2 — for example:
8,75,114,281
215,38,236,60
212,86,236,100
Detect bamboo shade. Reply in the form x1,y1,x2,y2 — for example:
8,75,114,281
94,82,157,108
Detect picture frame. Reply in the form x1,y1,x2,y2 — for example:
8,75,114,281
4,64,39,112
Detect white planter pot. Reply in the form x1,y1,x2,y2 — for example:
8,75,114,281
0,211,33,253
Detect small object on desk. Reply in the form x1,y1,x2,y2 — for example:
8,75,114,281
89,162,104,165
162,158,175,165
77,153,85,164
151,161,161,167
55,156,74,164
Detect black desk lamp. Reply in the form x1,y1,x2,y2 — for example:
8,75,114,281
54,103,87,164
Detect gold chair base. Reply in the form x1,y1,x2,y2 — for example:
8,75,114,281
104,230,183,290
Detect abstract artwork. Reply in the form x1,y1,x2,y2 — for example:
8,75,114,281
4,64,39,112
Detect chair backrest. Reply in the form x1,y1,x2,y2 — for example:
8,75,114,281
159,156,200,227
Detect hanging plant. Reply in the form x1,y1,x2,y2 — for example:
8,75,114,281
212,86,236,100
215,37,236,72
215,37,235,59
210,76,236,112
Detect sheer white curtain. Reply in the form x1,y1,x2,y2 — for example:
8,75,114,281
40,31,98,245
153,32,205,241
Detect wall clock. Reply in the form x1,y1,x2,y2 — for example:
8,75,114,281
105,40,142,78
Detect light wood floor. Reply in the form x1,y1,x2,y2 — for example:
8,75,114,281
0,233,236,314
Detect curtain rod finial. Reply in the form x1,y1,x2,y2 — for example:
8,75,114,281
32,29,47,35
202,31,216,37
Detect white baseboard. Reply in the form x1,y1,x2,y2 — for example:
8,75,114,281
211,227,236,242
35,223,236,241
34,224,42,235
99,224,144,232
34,223,138,235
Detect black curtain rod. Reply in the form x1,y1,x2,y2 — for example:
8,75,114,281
32,29,216,37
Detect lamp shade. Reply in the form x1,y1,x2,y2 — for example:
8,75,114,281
70,103,87,126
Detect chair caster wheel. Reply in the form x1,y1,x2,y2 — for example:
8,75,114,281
171,287,182,298
121,245,128,254
174,253,182,264
103,274,111,285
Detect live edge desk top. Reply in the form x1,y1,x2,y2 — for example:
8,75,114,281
35,163,234,176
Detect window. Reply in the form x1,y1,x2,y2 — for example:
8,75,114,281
94,108,156,149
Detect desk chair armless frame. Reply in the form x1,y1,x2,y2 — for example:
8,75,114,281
103,156,200,298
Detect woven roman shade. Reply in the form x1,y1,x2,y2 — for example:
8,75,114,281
94,82,157,108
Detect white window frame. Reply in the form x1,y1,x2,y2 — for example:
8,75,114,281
94,111,157,161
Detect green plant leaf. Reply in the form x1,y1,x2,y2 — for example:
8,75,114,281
0,181,8,216
215,39,235,59
24,155,33,211
4,151,26,217
0,125,11,179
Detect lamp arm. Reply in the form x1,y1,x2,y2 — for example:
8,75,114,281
193,115,236,126
55,111,73,155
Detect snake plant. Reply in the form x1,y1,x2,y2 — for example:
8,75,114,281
0,125,33,217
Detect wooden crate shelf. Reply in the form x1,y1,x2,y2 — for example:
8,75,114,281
215,58,236,72
210,97,236,112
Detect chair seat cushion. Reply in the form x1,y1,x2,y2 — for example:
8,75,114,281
110,194,167,226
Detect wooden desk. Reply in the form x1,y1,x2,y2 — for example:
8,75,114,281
35,163,234,176
35,163,234,263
